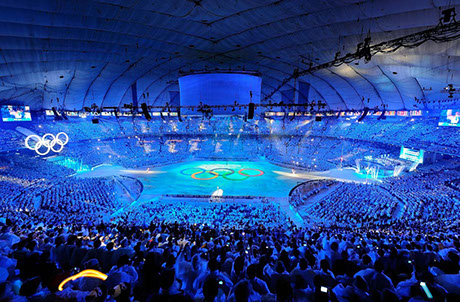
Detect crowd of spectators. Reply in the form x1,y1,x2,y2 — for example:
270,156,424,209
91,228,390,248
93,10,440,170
3,115,458,173
0,207,459,301
289,180,336,207
303,183,399,227
0,117,459,300
384,168,460,230
5,114,456,156
288,167,460,231
0,157,459,301
117,200,289,229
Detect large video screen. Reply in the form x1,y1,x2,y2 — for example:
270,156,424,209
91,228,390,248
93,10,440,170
1,105,32,122
439,109,460,127
179,73,262,115
400,146,424,164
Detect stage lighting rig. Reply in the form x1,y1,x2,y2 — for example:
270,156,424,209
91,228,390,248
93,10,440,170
102,106,119,118
122,103,134,111
441,84,460,98
197,104,213,119
441,8,456,24
264,16,460,102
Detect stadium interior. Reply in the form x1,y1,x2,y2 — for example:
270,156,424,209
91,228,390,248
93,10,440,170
1,1,460,301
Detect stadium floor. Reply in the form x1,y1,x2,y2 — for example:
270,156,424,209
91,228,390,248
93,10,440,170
75,159,378,198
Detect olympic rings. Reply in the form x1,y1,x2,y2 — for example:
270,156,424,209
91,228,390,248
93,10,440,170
210,168,235,176
180,168,206,176
181,166,264,181
191,171,219,180
222,173,249,181
238,168,265,177
25,132,69,156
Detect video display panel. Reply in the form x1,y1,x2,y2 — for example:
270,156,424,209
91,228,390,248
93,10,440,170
439,109,460,127
400,146,424,164
1,105,32,122
179,73,261,115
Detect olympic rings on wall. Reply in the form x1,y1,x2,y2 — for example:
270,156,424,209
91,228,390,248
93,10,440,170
181,167,264,181
25,132,69,156
238,168,265,177
191,171,219,180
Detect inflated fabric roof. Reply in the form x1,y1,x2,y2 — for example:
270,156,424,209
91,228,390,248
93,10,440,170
0,0,459,111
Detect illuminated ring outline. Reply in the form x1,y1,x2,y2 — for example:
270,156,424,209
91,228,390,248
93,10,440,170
191,171,219,180
222,173,249,181
51,132,69,152
210,168,235,176
58,269,107,291
25,135,41,150
25,132,69,156
238,168,264,177
180,167,206,176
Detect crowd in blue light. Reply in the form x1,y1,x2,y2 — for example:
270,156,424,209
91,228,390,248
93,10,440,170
0,117,459,301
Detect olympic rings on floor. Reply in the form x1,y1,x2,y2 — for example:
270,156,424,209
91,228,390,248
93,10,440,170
191,171,219,180
210,168,235,176
181,167,264,181
222,173,249,181
180,168,206,176
238,168,265,177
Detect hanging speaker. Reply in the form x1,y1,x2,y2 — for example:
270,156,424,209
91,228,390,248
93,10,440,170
141,103,151,121
177,108,182,122
52,107,63,120
248,103,255,119
358,107,369,122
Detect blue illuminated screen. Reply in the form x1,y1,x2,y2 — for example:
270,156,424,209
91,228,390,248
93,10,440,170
400,146,424,164
1,105,32,122
439,109,460,127
179,73,261,115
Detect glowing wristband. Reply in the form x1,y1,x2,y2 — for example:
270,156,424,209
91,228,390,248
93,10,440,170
58,269,107,291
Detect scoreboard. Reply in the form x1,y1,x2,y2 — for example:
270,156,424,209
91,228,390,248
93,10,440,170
400,146,424,164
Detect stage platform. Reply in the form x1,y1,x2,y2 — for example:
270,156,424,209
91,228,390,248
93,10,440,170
75,160,378,199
